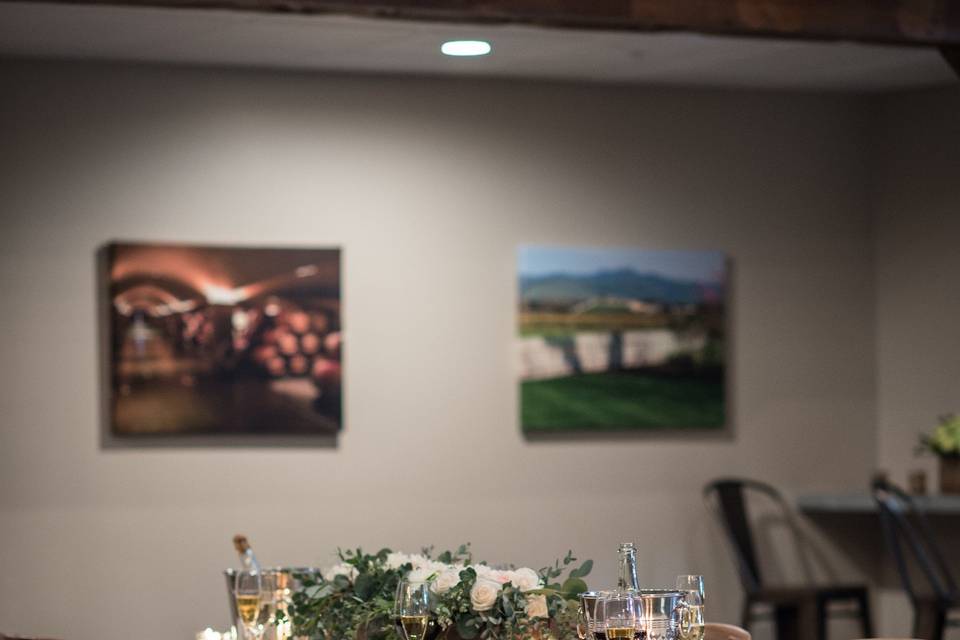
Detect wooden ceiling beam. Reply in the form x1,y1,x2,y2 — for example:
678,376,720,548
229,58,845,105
13,0,960,47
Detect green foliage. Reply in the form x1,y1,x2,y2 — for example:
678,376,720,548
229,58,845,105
918,414,960,457
289,546,591,640
567,560,592,580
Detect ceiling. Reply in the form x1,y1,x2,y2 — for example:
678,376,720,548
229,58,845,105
0,1,956,91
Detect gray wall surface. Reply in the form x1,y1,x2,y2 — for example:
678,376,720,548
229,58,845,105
873,85,960,636
0,60,882,639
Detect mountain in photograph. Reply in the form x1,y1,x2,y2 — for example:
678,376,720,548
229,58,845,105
519,268,721,305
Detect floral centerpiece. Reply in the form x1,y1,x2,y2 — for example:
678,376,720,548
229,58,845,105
288,545,592,640
917,414,960,494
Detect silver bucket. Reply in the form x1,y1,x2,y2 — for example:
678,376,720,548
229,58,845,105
579,590,686,640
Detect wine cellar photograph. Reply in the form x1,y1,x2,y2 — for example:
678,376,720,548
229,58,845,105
106,242,343,436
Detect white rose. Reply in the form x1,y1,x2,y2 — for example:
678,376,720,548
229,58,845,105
386,552,411,570
489,570,513,585
511,568,542,592
427,560,450,576
470,577,502,612
407,567,434,584
472,565,493,579
430,568,462,595
323,563,358,582
525,594,548,619
408,554,433,570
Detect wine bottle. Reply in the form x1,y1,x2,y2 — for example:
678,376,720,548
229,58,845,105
617,542,639,592
233,534,262,573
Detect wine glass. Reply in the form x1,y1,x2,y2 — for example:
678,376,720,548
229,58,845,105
675,576,705,602
675,576,705,640
596,592,640,640
235,569,263,639
258,571,281,639
395,580,432,640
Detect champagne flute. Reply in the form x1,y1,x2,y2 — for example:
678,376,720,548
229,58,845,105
395,580,432,640
675,576,705,640
596,592,641,640
235,569,263,640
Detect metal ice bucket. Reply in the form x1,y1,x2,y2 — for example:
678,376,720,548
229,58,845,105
579,590,687,640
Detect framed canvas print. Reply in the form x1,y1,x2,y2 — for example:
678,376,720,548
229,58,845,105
105,242,342,437
518,245,726,433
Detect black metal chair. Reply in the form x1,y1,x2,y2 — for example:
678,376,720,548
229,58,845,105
704,478,873,640
872,479,960,639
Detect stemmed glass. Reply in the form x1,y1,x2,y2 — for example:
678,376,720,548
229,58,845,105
395,580,432,640
675,576,705,640
235,569,264,639
675,576,704,602
596,592,642,640
259,572,281,639
578,591,614,640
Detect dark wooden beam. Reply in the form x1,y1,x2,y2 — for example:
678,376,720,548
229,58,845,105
10,0,960,47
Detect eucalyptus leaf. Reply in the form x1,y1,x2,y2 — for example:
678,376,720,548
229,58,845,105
561,578,588,598
457,617,479,639
568,560,593,579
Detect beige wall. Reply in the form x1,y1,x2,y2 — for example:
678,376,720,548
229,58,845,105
872,85,960,636
0,61,878,640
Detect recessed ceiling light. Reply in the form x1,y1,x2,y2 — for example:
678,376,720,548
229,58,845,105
441,40,492,57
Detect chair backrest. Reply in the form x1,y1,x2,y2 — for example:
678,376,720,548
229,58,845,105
703,478,785,594
871,479,958,605
703,622,751,640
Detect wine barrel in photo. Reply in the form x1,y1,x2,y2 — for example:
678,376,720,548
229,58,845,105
276,331,299,356
300,332,321,355
286,311,310,335
288,354,309,376
324,331,342,359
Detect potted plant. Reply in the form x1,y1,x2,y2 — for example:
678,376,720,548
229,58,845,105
918,414,960,494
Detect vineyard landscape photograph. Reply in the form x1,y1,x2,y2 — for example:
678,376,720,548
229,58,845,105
518,245,727,433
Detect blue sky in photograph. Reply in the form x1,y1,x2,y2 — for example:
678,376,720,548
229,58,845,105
518,245,726,283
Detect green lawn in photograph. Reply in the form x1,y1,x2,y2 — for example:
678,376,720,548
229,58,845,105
521,371,724,432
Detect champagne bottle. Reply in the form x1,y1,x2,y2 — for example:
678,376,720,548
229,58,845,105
617,542,639,592
233,534,262,573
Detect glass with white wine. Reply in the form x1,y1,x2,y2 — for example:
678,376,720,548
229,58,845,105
235,569,264,640
675,576,705,640
395,580,432,640
596,592,644,640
